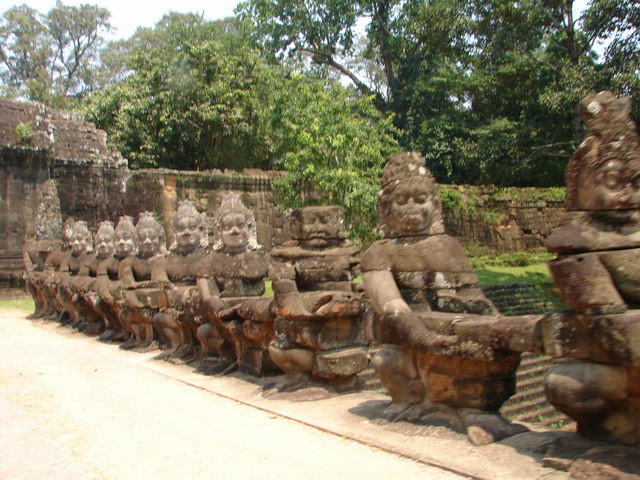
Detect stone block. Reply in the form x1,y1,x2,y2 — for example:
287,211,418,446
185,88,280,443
314,347,369,378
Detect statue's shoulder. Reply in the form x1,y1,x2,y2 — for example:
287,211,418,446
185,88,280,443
360,240,393,271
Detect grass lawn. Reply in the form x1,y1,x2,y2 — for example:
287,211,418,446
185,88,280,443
0,296,34,313
475,262,565,309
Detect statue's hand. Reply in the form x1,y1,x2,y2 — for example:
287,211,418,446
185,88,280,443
382,298,414,315
313,292,361,317
204,297,225,320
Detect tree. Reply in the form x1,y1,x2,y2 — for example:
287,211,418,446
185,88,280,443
583,0,640,119
270,75,399,245
84,14,278,170
0,5,51,101
84,14,400,244
239,0,638,187
0,1,111,106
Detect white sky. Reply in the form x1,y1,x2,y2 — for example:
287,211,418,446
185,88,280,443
0,0,243,39
1,0,592,43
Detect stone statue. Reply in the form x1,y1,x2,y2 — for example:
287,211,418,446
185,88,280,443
56,220,95,327
196,192,273,376
94,216,137,342
151,200,209,361
23,179,62,319
361,152,525,445
543,91,640,444
41,217,75,321
71,220,116,335
118,212,167,351
267,205,366,392
547,90,640,314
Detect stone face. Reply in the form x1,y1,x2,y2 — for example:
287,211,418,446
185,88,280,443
150,200,210,361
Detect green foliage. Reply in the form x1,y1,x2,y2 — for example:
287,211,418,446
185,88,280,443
439,187,462,210
14,121,33,144
239,0,638,187
489,187,566,203
84,14,399,246
473,261,565,309
484,209,500,225
270,76,400,246
469,250,555,269
0,2,111,106
85,15,278,170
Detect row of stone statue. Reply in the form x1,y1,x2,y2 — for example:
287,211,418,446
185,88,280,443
23,92,640,449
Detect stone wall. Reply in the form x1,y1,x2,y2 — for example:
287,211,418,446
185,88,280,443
0,98,568,287
441,185,566,253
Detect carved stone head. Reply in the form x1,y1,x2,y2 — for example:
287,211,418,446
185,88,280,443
136,211,166,258
70,220,93,256
114,216,137,258
290,205,347,248
212,192,259,252
170,200,208,254
567,91,640,211
377,152,445,238
95,221,115,260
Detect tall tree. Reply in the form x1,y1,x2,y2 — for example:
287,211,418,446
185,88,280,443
270,74,399,245
239,0,638,187
85,14,277,170
0,5,51,101
0,2,111,106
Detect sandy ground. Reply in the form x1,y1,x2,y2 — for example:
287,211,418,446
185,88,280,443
0,308,467,480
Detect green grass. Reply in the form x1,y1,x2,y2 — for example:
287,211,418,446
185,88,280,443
263,280,273,298
475,262,551,286
0,297,35,313
475,262,566,309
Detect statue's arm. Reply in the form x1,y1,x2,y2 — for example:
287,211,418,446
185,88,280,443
362,270,412,316
269,260,314,317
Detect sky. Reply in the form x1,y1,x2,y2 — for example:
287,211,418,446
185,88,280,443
0,0,243,39
1,0,593,43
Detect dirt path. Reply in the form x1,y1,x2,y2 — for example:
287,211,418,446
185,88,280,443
0,309,467,480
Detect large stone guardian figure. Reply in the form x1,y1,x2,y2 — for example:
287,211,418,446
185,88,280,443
544,91,640,444
152,201,209,361
23,179,62,319
95,216,137,342
361,152,525,445
56,220,95,327
73,220,117,335
268,205,366,392
196,193,273,376
119,212,167,351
